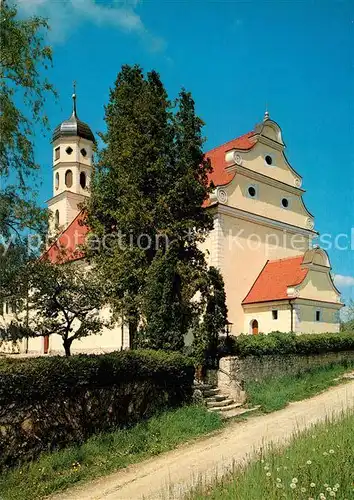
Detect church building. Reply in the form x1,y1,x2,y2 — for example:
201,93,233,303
0,95,343,355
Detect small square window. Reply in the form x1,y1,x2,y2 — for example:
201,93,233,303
66,146,73,155
272,310,278,320
55,147,60,160
316,310,321,322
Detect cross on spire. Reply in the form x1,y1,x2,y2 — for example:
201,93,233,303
72,80,77,116
264,103,269,121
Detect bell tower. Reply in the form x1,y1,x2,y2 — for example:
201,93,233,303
47,83,95,235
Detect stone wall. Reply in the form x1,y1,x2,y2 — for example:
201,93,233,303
217,351,354,386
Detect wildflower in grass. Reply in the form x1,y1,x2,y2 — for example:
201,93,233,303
264,465,269,470
276,467,281,472
326,487,332,492
306,460,312,465
329,449,335,454
329,492,336,497
319,495,326,500
276,478,282,483
310,482,316,488
301,487,307,493
324,484,329,488
276,483,283,489
334,484,339,488
292,478,298,484
290,483,297,489
266,472,271,477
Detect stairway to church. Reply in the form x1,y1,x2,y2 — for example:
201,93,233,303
193,383,260,419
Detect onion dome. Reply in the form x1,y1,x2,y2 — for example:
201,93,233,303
52,86,95,143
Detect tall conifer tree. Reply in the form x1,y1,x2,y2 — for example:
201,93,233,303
87,66,214,349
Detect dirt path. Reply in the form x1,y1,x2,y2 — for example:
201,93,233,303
52,381,354,500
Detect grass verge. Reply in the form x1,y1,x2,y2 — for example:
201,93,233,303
246,362,354,413
0,405,223,500
187,410,354,499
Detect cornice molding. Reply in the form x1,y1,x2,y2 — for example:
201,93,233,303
53,161,91,170
226,163,305,195
252,134,284,151
217,203,317,238
242,297,343,309
46,190,88,206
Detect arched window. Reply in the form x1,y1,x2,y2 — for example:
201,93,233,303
251,320,259,335
80,172,86,189
55,172,59,190
65,169,73,188
55,210,59,228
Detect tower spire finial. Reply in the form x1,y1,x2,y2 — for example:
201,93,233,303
72,80,77,116
263,103,269,121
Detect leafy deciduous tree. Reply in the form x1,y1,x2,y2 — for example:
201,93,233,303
0,260,107,356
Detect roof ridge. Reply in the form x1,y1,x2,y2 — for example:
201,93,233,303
205,130,255,156
267,254,305,264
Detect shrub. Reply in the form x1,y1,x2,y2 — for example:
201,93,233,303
219,331,354,358
0,350,194,470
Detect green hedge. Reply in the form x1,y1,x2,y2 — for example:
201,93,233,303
219,331,354,358
0,350,194,470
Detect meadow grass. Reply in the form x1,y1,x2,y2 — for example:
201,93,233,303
246,362,354,412
0,405,223,500
188,410,354,500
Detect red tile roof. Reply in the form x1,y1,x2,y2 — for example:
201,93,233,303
242,255,309,305
205,131,256,188
43,211,88,264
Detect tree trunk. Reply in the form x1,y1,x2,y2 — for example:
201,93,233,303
128,319,137,349
63,337,72,357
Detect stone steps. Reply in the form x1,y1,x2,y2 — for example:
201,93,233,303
208,401,243,412
202,388,221,397
204,394,227,403
219,405,261,420
206,398,235,408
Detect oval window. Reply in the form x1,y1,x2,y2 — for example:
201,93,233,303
80,172,86,189
55,172,59,190
265,155,273,166
65,169,73,188
248,186,257,198
282,198,289,208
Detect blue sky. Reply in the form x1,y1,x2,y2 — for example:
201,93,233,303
18,0,353,307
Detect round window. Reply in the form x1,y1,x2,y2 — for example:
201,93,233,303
248,186,257,198
80,172,86,189
265,155,273,165
65,169,73,188
282,198,289,208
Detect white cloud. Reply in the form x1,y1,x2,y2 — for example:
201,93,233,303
334,274,354,288
17,0,164,50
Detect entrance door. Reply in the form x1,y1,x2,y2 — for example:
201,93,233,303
251,320,259,335
43,335,49,354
